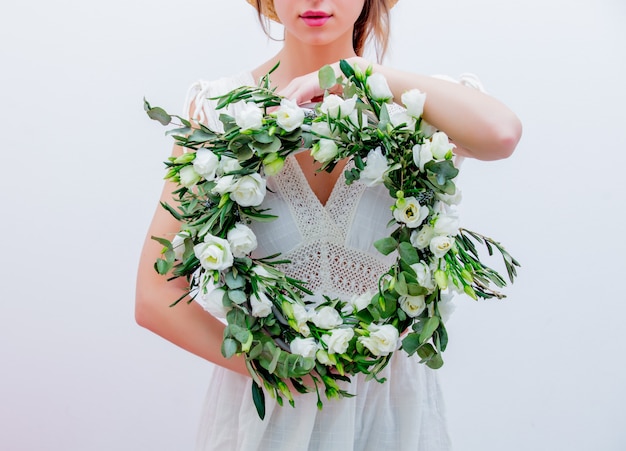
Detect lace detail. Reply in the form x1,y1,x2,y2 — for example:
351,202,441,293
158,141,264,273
326,161,367,235
271,156,389,303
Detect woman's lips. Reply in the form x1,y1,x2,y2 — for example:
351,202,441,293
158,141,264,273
300,10,331,27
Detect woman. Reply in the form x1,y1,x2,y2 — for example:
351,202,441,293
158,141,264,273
135,0,522,449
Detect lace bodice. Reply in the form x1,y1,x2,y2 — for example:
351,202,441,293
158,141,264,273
253,156,396,303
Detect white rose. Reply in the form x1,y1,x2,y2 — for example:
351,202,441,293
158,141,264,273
262,153,285,177
419,120,438,138
316,348,333,366
401,89,427,118
393,197,429,228
226,223,258,258
399,294,427,317
366,72,393,102
410,225,435,250
342,291,372,314
250,290,273,317
292,303,311,337
430,235,454,258
311,138,339,163
217,156,242,176
358,324,399,356
275,98,305,132
252,265,279,285
360,147,389,187
194,274,229,319
322,328,355,354
438,292,456,323
390,110,416,131
320,94,357,118
436,188,463,206
311,121,336,139
179,165,201,188
230,173,266,207
193,148,219,180
235,102,263,131
433,213,460,236
311,306,343,329
290,337,317,359
211,174,236,195
410,262,435,291
193,234,234,271
412,142,433,172
429,131,456,159
171,231,189,261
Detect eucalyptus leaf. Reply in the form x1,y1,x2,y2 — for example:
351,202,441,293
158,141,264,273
425,352,444,369
318,65,337,90
374,237,398,255
250,137,282,155
225,271,246,289
229,324,252,344
419,316,440,344
145,103,172,126
227,289,247,305
401,333,421,355
252,131,276,144
154,258,172,275
221,337,239,358
398,241,420,265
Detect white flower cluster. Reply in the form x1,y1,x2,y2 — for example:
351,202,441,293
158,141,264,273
170,98,312,319
287,292,401,361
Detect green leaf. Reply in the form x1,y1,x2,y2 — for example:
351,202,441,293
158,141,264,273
146,105,172,126
229,324,252,344
426,160,459,186
318,65,337,90
227,289,247,305
425,352,444,369
249,342,263,360
221,337,238,358
419,316,440,344
225,271,246,289
402,333,421,355
268,345,282,374
416,343,437,362
251,382,266,420
436,322,449,352
250,136,281,155
373,237,398,255
154,258,172,275
252,131,276,144
398,241,420,265
339,59,356,80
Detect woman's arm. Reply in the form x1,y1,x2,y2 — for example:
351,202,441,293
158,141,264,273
135,144,249,377
279,57,522,161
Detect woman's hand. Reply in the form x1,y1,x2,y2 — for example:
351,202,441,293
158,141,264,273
278,71,336,105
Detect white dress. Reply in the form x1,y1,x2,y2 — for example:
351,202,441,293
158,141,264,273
185,72,456,451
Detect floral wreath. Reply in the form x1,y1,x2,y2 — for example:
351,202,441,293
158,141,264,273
145,61,519,419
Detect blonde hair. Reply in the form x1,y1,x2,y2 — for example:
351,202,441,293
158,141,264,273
252,0,393,62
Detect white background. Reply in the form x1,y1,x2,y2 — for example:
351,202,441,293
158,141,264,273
1,0,625,449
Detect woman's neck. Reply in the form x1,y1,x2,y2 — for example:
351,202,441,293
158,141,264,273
252,31,358,90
